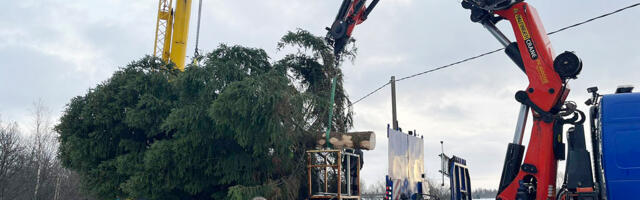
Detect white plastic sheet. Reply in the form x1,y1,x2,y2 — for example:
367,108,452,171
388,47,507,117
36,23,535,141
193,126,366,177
388,128,424,199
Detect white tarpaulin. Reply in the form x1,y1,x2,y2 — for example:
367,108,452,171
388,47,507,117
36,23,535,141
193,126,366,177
388,128,424,199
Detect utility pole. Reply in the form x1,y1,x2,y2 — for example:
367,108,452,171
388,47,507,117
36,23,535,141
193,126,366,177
439,141,446,187
390,76,398,130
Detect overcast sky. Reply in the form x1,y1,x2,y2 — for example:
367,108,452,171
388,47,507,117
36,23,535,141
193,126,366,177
1,0,639,190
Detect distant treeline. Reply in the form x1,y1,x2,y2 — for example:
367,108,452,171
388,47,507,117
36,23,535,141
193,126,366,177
473,188,498,199
0,101,92,200
361,178,498,199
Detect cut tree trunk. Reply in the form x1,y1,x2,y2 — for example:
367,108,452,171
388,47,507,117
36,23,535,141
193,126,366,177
315,131,376,150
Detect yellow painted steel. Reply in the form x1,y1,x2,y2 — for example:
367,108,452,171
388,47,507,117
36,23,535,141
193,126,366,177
162,12,174,62
153,0,173,61
153,0,192,71
169,0,192,71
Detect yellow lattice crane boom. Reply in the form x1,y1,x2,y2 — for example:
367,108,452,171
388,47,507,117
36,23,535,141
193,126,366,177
153,0,193,71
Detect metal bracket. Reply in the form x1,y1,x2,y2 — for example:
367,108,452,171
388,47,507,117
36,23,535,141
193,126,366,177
521,163,538,174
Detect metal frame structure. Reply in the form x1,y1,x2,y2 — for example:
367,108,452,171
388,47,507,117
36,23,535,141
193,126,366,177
450,157,472,200
439,151,472,200
306,149,361,200
153,0,192,71
153,0,173,61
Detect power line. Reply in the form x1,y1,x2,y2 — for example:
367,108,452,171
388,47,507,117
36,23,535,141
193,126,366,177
396,48,503,81
351,81,390,105
547,3,640,35
348,2,640,107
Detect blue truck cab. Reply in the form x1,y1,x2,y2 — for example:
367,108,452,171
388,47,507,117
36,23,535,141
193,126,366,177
590,86,640,199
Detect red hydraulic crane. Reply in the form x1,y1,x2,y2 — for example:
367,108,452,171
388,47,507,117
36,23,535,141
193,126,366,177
325,0,379,61
325,0,590,199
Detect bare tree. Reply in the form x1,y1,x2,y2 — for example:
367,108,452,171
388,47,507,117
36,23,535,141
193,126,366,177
0,104,92,200
48,160,85,200
361,179,385,195
426,177,450,200
29,100,58,200
0,118,26,200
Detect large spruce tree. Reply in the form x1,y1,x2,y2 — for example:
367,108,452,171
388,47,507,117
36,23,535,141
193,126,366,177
55,29,355,199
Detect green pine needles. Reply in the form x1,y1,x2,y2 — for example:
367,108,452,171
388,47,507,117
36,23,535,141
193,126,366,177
55,29,355,200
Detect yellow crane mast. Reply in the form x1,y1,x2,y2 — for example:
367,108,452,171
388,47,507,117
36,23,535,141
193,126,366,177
153,0,192,71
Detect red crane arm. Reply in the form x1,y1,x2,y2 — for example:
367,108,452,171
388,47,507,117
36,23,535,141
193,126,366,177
495,4,565,111
462,1,583,199
492,4,566,199
326,0,379,60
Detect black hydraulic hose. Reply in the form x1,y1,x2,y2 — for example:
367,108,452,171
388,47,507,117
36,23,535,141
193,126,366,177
335,0,351,21
364,0,379,20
